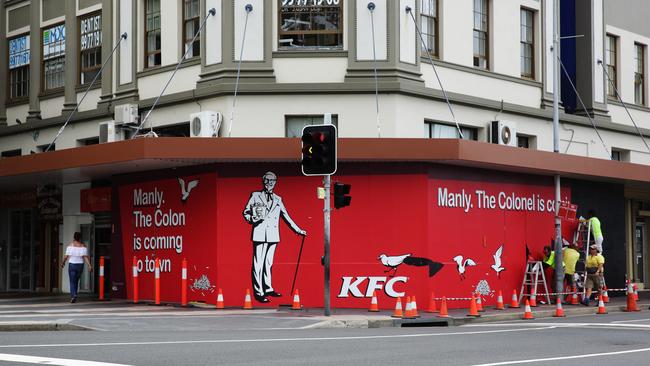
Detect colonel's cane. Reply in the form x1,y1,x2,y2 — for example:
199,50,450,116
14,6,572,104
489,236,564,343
290,234,306,298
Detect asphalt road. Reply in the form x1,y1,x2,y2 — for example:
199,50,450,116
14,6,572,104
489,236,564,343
1,311,650,366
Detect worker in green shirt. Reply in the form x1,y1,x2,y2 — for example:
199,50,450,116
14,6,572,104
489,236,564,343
587,209,604,253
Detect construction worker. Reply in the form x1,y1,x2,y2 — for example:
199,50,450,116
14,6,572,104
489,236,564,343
542,245,557,294
563,241,580,289
582,244,605,306
587,209,604,253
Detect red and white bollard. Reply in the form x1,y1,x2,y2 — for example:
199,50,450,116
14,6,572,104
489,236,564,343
154,258,161,305
132,256,139,304
98,256,105,300
181,259,188,307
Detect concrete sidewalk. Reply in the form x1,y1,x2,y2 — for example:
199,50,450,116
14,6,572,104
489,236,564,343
0,292,648,331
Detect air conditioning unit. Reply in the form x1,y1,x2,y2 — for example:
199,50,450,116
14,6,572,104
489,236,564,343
489,120,517,147
99,121,124,143
190,111,222,137
114,103,139,125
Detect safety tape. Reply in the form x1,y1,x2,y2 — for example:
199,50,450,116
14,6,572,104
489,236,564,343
522,288,628,297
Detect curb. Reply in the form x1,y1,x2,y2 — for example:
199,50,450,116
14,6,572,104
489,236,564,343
0,322,91,332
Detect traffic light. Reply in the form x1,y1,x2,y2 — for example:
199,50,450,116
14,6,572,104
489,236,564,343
334,182,351,209
301,125,337,176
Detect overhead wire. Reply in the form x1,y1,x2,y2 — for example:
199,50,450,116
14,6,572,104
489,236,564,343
368,2,381,138
228,4,253,137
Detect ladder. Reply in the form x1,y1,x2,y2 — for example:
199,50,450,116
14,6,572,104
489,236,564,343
572,219,606,297
519,261,551,305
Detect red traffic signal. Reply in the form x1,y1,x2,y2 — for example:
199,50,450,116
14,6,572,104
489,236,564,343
301,125,337,176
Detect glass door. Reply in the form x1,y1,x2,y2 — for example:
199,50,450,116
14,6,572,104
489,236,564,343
8,210,34,291
634,222,646,284
78,224,94,293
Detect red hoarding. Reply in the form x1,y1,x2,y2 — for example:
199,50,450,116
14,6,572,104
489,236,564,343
119,168,570,309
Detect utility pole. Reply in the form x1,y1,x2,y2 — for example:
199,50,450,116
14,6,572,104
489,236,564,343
552,0,564,295
323,113,332,316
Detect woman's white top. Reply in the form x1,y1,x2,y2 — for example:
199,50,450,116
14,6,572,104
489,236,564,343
66,245,88,264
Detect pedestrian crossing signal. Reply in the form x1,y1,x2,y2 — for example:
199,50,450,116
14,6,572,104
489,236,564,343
334,182,351,209
301,125,337,176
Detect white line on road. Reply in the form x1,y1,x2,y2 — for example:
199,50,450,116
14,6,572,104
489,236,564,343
0,326,555,349
611,318,650,324
465,322,650,329
470,347,650,365
0,353,132,366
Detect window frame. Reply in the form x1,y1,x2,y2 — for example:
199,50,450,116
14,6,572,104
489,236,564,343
634,42,645,106
285,114,339,138
182,0,201,59
78,11,103,86
144,0,162,69
606,34,618,98
7,33,31,102
41,22,66,93
473,0,489,69
424,121,478,141
420,0,439,58
520,7,535,79
277,0,344,50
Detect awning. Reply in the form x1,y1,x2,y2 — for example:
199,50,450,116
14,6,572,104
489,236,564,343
1,137,649,191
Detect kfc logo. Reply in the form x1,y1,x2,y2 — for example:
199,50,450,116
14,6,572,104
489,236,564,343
337,276,408,298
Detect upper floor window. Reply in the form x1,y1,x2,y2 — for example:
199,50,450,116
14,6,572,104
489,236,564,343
183,0,200,58
8,34,30,100
606,34,617,97
425,122,477,140
278,0,343,50
520,8,534,79
145,0,161,68
420,0,438,57
473,0,489,69
42,24,66,91
286,115,338,137
634,43,645,105
79,13,102,85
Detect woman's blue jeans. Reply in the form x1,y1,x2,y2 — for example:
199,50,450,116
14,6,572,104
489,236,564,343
68,263,84,298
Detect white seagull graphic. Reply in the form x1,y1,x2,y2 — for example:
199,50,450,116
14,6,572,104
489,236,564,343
378,253,411,277
491,245,505,277
178,178,199,202
453,255,476,280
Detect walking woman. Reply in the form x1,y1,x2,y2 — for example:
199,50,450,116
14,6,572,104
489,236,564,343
60,232,93,303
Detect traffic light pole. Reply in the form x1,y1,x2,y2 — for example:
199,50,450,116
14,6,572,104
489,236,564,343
323,175,331,316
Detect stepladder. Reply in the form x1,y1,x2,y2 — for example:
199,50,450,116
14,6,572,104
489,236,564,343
519,261,551,306
571,220,606,297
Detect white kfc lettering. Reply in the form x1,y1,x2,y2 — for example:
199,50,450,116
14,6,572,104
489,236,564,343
338,276,407,298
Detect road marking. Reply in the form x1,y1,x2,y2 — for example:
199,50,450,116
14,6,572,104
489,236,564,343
0,353,131,366
465,322,650,329
0,327,554,349
470,347,650,365
611,318,650,324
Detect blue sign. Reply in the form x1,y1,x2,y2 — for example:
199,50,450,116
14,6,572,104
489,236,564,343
9,35,30,69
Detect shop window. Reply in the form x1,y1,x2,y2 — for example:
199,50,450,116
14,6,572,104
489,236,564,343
278,0,343,50
606,34,617,97
79,13,102,85
420,0,438,57
286,115,338,137
183,0,200,58
8,34,30,100
145,0,161,68
634,43,645,105
425,122,477,140
520,8,534,79
473,0,489,69
42,24,66,91
1,149,22,158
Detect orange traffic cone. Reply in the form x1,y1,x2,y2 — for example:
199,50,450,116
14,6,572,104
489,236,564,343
495,290,505,310
467,294,480,317
215,288,224,309
570,286,579,305
243,289,253,310
522,299,534,320
369,290,379,312
411,296,420,318
438,297,449,318
597,294,607,314
602,286,610,303
633,284,639,301
404,296,413,319
553,297,565,317
426,292,438,313
509,289,520,308
291,289,302,310
625,284,640,312
392,297,404,318
529,291,537,307
475,293,484,312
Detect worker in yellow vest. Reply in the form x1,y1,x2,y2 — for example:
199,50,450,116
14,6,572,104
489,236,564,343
582,244,605,306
